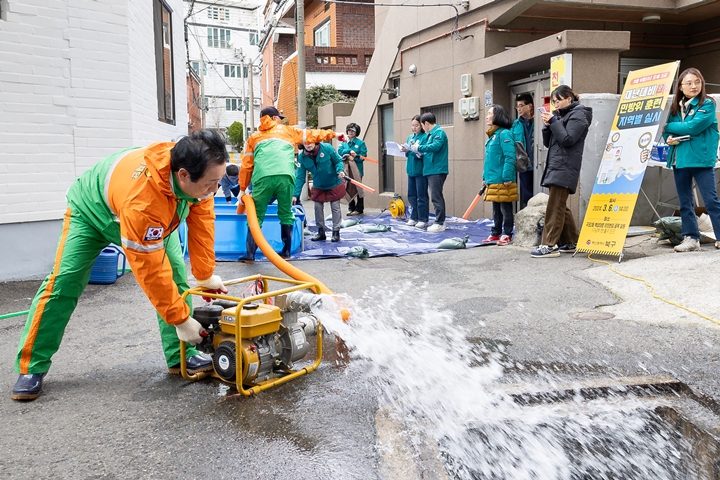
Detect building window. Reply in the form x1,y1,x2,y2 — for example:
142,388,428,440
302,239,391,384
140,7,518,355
226,98,244,111
154,0,175,124
421,103,454,126
314,19,330,47
191,61,206,76
224,64,247,78
249,32,258,46
208,7,230,21
208,27,231,48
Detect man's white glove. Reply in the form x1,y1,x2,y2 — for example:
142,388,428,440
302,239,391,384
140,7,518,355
196,274,225,291
175,317,205,345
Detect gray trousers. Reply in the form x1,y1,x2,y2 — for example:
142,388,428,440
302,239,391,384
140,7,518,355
315,200,342,231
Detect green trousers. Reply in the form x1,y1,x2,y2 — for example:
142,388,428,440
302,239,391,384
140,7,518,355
15,208,198,374
251,175,296,226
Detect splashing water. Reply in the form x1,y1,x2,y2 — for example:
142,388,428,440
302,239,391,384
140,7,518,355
315,284,696,479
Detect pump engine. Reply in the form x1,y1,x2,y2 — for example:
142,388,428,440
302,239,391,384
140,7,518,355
191,291,320,385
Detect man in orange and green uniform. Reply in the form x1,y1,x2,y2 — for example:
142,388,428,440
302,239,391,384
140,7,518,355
12,130,229,401
238,106,343,262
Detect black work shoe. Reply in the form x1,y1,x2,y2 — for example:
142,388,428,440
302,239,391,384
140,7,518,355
311,228,326,242
11,373,46,401
168,354,213,375
331,229,340,242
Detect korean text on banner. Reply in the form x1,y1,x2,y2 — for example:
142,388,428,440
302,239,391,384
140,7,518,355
576,61,680,256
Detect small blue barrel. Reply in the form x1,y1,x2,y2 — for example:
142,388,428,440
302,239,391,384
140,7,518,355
89,246,126,285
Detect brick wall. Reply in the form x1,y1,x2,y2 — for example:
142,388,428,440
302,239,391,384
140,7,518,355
0,0,187,225
307,47,374,73
335,0,374,49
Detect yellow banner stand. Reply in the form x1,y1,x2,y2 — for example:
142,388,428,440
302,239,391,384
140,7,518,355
576,61,680,259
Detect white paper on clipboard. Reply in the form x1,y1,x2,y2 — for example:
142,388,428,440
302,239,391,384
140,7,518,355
385,141,405,157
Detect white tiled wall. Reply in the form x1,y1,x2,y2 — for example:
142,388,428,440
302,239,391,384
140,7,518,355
0,0,188,226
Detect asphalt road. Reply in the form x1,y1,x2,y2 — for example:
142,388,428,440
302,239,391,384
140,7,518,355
2,231,720,479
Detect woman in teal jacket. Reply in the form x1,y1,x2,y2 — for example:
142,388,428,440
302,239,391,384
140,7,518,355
337,123,368,215
482,105,518,245
414,112,449,232
400,115,429,228
293,142,346,242
663,68,720,252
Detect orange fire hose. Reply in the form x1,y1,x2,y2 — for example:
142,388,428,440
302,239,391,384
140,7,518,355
462,186,486,220
345,177,376,193
239,195,350,321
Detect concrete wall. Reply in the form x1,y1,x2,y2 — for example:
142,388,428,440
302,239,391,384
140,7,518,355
0,0,188,282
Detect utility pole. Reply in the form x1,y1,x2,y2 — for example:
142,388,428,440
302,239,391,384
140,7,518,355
248,61,255,132
296,0,306,128
241,55,248,133
200,58,206,129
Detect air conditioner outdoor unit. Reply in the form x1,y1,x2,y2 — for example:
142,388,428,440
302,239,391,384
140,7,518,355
467,96,479,118
253,98,261,106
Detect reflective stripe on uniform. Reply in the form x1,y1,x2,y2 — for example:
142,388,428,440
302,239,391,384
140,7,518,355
122,237,165,253
19,208,73,373
103,151,133,219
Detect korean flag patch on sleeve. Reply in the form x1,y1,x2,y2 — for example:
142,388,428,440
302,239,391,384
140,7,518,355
144,227,164,241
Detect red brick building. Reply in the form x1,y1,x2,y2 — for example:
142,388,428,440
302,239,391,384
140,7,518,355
258,0,374,125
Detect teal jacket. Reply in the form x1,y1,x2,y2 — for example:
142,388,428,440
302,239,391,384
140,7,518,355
417,125,449,176
483,127,516,184
405,131,427,177
294,143,344,197
338,137,368,176
663,97,719,169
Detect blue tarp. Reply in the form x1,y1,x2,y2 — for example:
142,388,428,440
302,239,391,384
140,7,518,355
287,213,494,260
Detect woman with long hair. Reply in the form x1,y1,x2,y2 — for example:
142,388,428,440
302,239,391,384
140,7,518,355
481,104,518,245
663,67,720,252
532,85,593,258
400,115,429,228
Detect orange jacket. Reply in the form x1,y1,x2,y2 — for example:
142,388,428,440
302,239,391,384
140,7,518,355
240,115,337,190
99,143,215,325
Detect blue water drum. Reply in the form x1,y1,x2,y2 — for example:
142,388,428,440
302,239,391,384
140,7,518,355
89,246,126,285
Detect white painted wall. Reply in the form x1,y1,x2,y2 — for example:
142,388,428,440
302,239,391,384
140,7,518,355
0,0,188,281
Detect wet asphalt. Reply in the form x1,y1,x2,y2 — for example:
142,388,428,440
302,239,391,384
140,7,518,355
1,221,720,479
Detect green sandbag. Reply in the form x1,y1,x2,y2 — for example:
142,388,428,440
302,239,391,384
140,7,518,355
340,218,359,228
346,246,369,258
304,227,313,236
653,216,683,245
361,224,392,233
438,235,470,249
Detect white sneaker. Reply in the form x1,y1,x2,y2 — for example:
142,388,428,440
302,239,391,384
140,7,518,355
427,223,446,233
406,219,417,226
415,222,427,229
674,236,700,252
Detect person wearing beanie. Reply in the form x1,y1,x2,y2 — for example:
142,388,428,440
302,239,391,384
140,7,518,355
293,142,346,243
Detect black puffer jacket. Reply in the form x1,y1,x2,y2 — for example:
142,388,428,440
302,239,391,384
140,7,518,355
540,102,593,194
